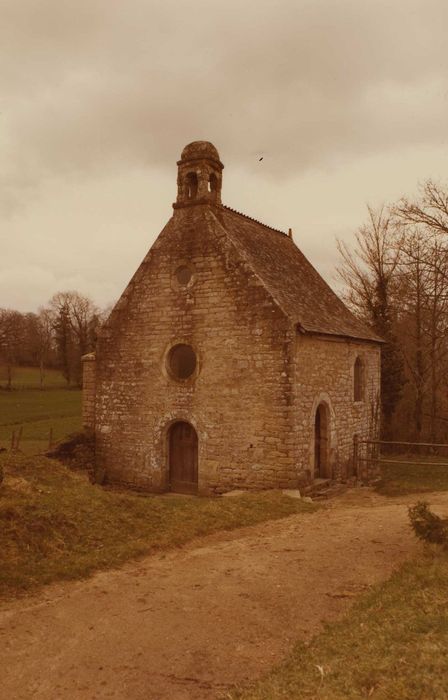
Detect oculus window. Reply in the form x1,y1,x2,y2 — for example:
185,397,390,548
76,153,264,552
175,265,193,286
167,344,197,380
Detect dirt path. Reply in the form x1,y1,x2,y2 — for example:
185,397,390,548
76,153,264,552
2,490,448,700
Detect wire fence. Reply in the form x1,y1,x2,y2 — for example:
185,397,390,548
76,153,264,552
354,436,448,481
1,427,55,455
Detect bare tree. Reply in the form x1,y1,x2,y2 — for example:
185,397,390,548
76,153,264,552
0,309,24,389
391,181,448,440
394,180,448,237
425,242,448,440
337,205,405,434
47,291,100,386
36,308,55,389
396,231,428,439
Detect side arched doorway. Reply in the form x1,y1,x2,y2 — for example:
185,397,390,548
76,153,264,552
314,403,330,479
169,421,198,494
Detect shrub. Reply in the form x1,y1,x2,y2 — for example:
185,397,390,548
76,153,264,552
409,501,448,548
47,430,95,473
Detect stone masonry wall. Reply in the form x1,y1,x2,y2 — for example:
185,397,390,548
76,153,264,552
294,334,381,481
81,353,96,429
94,205,298,494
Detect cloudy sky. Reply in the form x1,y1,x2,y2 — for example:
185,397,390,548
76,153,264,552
2,0,448,312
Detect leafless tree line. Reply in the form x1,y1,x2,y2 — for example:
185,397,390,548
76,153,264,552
4,180,448,441
338,180,448,441
0,291,107,389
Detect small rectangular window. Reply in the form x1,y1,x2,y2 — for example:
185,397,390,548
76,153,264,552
354,357,364,402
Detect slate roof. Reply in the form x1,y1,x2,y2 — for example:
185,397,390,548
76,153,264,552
213,205,382,343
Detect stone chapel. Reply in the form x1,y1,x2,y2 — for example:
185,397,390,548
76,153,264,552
82,141,382,494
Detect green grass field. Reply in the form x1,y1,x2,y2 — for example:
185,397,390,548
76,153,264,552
0,453,316,598
0,366,69,390
376,459,448,496
0,367,81,454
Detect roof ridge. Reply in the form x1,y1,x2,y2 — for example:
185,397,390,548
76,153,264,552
222,205,287,237
218,206,381,343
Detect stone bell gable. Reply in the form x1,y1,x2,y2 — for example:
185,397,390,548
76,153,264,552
174,141,224,207
83,141,381,494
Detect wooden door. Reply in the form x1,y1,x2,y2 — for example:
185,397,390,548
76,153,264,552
314,404,329,479
314,409,322,477
169,422,198,494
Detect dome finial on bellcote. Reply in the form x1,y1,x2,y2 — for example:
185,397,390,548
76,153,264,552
174,141,224,209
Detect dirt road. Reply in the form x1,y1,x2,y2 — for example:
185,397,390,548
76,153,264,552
2,490,448,700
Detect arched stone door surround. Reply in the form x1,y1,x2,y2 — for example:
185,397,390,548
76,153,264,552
309,393,337,480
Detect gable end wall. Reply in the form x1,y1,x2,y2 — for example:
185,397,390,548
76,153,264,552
94,206,298,493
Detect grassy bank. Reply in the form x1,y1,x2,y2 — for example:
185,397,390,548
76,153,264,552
0,453,316,599
376,459,448,496
232,548,448,700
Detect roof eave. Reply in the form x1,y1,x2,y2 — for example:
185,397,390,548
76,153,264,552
296,324,384,345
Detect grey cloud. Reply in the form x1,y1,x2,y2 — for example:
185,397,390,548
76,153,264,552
2,0,448,196
1,0,448,311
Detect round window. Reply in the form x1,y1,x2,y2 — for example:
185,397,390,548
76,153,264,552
175,265,193,286
167,344,197,380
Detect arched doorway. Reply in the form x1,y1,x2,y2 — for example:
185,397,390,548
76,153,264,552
314,403,329,479
169,421,198,494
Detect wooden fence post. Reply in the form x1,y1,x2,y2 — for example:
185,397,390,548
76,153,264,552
16,426,23,451
11,429,16,451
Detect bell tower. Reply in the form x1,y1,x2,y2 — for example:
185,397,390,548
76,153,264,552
174,141,224,208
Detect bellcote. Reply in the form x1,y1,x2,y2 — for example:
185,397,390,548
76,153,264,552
174,141,224,209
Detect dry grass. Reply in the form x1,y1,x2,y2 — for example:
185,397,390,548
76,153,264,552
0,453,316,599
230,548,448,700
